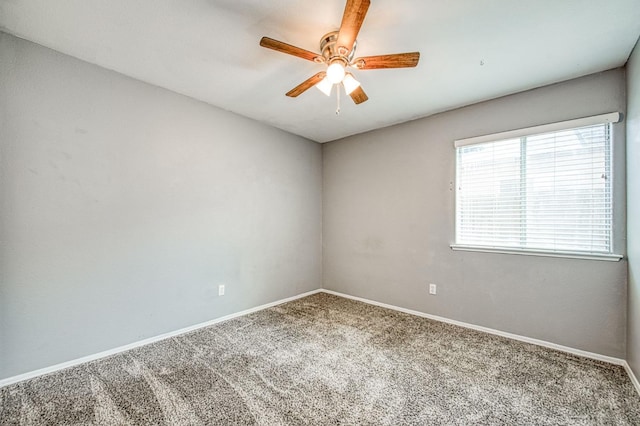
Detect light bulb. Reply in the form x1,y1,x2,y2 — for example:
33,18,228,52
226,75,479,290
326,62,346,84
342,73,361,95
315,76,333,96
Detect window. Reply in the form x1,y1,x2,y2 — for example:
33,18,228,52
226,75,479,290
453,113,621,260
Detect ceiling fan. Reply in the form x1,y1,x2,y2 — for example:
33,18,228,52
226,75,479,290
259,0,420,109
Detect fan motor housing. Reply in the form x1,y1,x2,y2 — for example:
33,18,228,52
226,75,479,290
320,31,356,65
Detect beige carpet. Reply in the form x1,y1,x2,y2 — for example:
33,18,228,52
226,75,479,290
1,293,639,425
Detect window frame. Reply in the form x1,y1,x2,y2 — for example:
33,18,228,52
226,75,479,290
451,112,623,262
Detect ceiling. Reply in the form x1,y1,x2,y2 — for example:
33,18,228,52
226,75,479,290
1,0,639,143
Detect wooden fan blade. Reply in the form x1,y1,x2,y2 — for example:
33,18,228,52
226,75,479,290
349,86,368,104
353,52,420,69
336,0,370,54
286,72,327,97
260,37,321,62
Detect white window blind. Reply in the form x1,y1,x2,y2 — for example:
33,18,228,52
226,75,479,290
455,115,617,256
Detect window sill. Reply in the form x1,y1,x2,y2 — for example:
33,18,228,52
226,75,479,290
450,244,623,262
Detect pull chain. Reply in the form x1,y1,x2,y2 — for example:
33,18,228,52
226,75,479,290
336,84,341,116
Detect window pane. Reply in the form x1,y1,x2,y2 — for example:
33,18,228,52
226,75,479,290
457,138,522,248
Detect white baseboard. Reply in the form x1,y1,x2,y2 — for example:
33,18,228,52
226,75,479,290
2,287,638,398
320,289,626,366
0,289,322,388
623,361,640,396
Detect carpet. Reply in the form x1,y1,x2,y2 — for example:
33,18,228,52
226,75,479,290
1,293,639,425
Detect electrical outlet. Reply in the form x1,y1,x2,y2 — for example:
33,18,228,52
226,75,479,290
429,283,437,295
218,284,225,296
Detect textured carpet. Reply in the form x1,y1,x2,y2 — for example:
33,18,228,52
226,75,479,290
1,293,639,425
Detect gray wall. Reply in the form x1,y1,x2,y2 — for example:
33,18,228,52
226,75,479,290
0,33,322,380
323,69,628,358
627,39,640,379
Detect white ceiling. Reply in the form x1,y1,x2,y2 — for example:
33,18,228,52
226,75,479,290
1,0,639,143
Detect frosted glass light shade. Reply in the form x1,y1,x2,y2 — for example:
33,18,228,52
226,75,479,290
342,73,361,95
326,62,346,84
315,77,333,96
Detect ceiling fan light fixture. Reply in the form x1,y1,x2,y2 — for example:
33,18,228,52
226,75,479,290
315,76,333,96
342,73,361,95
326,61,346,84
259,0,420,108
